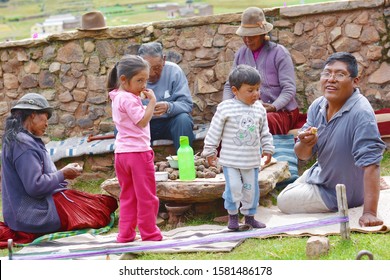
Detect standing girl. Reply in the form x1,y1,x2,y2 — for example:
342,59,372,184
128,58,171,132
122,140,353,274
107,55,163,242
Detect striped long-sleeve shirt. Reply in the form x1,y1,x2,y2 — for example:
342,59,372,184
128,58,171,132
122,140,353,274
202,98,274,169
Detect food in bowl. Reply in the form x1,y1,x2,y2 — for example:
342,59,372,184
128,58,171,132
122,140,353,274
166,156,179,169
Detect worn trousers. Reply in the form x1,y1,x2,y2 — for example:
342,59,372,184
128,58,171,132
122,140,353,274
222,167,260,216
115,151,162,242
150,113,194,151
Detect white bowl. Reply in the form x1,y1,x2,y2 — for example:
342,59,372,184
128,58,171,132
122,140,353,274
166,156,179,169
155,171,168,181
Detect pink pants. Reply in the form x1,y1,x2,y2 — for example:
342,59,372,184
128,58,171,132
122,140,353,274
115,150,162,242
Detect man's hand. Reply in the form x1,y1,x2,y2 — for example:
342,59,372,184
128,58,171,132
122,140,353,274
297,127,318,147
359,212,383,227
153,101,169,116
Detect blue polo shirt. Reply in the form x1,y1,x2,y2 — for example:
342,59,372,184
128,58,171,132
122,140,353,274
142,61,193,118
300,89,385,210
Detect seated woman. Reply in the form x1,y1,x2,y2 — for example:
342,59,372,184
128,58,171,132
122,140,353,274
223,7,299,135
0,93,118,248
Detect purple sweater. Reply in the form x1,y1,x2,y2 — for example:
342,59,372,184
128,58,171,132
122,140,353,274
1,131,66,233
223,41,298,112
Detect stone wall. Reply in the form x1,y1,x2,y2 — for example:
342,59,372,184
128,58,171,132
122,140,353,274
1,0,390,139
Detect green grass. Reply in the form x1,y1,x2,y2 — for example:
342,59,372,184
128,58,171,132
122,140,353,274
381,149,390,176
0,0,339,42
1,150,389,259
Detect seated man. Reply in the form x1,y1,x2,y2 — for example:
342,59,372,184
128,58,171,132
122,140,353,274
277,52,386,227
137,42,195,151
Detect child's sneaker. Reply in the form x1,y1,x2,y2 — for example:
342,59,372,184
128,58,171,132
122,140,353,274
228,214,239,231
244,215,266,229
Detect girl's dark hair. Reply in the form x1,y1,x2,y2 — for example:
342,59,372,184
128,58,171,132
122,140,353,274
107,55,150,92
2,109,34,147
229,64,262,90
324,52,358,78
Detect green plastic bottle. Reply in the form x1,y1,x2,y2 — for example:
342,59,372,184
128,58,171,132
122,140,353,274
177,136,196,181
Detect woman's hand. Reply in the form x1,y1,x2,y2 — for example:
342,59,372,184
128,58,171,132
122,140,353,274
61,163,83,180
262,103,277,112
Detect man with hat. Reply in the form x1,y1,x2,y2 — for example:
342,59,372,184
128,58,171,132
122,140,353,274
223,7,299,135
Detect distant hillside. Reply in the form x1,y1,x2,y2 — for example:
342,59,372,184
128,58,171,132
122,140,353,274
0,0,336,42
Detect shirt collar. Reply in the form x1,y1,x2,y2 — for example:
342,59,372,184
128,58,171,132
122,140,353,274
319,88,362,119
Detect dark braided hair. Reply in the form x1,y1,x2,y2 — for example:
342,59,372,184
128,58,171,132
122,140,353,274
2,109,35,147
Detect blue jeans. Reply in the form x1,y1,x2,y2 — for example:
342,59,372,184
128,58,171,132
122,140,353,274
222,166,259,216
114,113,194,151
150,113,194,151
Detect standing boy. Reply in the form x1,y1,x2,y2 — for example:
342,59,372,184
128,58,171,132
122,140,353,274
202,65,274,230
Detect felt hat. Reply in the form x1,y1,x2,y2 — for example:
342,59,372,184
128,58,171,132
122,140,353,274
11,93,53,118
78,11,107,31
236,7,273,37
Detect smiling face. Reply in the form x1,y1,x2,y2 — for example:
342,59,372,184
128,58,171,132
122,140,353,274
232,83,260,105
320,60,358,106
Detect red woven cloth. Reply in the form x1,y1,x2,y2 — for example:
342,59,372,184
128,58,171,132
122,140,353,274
0,190,118,249
54,189,118,231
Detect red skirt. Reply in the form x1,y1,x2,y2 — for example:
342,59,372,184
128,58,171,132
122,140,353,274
0,190,118,248
53,189,118,231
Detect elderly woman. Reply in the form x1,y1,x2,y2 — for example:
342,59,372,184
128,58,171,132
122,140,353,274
0,93,117,247
223,7,299,135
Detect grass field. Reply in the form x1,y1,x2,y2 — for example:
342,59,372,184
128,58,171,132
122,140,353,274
1,149,389,259
0,0,339,42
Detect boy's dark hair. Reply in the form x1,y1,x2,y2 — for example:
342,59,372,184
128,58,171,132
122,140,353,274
229,64,261,90
324,52,358,78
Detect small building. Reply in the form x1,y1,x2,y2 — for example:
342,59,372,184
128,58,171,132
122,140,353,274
30,14,78,39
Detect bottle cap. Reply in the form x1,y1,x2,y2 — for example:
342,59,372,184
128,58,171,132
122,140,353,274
179,136,189,146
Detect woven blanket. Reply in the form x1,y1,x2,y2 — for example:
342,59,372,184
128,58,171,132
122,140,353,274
11,225,243,260
272,134,298,189
254,187,390,237
9,186,390,260
46,123,210,162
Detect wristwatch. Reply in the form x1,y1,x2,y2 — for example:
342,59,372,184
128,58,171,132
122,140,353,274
166,102,172,114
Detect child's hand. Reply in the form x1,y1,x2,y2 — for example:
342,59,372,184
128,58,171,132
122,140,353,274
261,152,272,166
142,88,156,101
206,155,218,167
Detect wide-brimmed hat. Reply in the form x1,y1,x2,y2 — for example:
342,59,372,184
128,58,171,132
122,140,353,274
236,7,273,37
11,93,53,118
78,11,107,31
